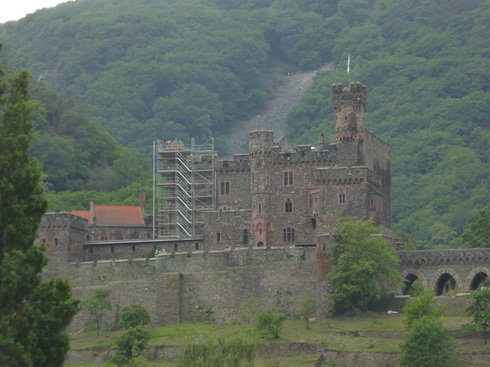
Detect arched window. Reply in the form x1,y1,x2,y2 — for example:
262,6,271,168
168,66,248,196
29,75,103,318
285,198,293,213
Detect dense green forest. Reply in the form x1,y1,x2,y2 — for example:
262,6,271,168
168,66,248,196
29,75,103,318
0,0,489,248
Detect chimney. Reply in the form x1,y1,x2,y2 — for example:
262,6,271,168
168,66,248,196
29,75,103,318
89,201,96,225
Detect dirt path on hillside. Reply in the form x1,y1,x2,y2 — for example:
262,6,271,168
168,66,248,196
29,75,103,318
225,63,333,156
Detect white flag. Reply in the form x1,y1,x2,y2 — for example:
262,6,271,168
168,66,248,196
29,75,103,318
347,54,350,74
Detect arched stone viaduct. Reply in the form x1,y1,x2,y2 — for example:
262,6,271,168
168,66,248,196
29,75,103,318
399,248,490,295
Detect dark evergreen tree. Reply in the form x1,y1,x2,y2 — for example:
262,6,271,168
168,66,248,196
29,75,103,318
0,45,79,366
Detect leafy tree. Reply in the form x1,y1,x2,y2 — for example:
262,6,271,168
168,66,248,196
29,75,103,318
399,317,461,367
84,289,112,336
120,304,151,329
0,49,79,366
462,204,490,248
178,337,255,367
298,296,317,329
464,288,490,344
257,311,286,339
328,217,402,315
112,326,150,367
402,290,443,330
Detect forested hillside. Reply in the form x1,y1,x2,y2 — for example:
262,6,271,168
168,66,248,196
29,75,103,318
0,0,489,248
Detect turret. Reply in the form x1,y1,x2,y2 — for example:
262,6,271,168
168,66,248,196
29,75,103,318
332,82,367,141
249,129,274,157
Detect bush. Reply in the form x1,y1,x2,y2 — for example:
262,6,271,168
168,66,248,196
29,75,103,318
112,326,150,367
120,304,150,329
257,312,286,339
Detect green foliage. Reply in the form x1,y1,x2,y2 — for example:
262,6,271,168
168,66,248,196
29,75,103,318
120,304,151,330
0,49,79,366
257,311,286,339
464,288,490,344
406,279,423,297
402,291,443,330
399,317,461,367
298,296,317,329
83,289,112,336
328,218,402,315
112,326,150,367
27,83,151,192
462,204,490,248
178,337,255,367
45,182,152,212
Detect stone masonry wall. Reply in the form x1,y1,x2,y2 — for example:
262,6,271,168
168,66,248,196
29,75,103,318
62,247,318,331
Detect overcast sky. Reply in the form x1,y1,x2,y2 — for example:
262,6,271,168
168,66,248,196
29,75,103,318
1,0,74,24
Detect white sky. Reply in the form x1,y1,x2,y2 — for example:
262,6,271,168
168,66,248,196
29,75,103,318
1,0,74,24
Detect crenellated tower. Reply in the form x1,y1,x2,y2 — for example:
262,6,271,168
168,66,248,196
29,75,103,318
332,82,367,141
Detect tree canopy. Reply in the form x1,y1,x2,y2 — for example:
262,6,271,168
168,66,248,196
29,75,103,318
462,204,490,248
328,217,402,315
0,46,79,366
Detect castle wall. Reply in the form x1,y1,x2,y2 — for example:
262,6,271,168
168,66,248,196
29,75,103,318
87,224,152,242
362,131,392,228
81,238,203,262
203,209,252,249
61,247,318,330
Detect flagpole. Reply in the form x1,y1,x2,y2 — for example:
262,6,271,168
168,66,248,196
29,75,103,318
347,54,351,87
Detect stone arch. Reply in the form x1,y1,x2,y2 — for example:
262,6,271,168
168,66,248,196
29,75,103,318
431,268,462,296
467,267,490,291
401,270,428,294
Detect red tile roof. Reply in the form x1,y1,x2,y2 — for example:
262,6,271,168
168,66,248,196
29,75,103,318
72,210,92,224
72,205,145,225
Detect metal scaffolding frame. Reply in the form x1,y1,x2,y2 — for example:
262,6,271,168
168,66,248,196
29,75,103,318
153,138,216,238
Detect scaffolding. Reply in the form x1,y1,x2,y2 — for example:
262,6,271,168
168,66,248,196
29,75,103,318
154,138,216,238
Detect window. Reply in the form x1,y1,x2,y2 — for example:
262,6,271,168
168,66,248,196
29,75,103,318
285,198,293,213
283,227,295,242
220,181,230,195
217,232,221,242
132,245,136,253
243,229,249,244
174,243,178,251
338,188,346,205
111,246,115,253
54,238,59,247
258,203,262,214
195,243,200,250
283,171,294,186
265,172,270,186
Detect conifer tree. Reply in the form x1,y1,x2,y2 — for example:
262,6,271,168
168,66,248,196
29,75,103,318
0,44,79,366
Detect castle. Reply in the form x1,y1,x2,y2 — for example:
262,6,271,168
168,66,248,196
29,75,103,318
37,82,490,329
38,82,391,263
